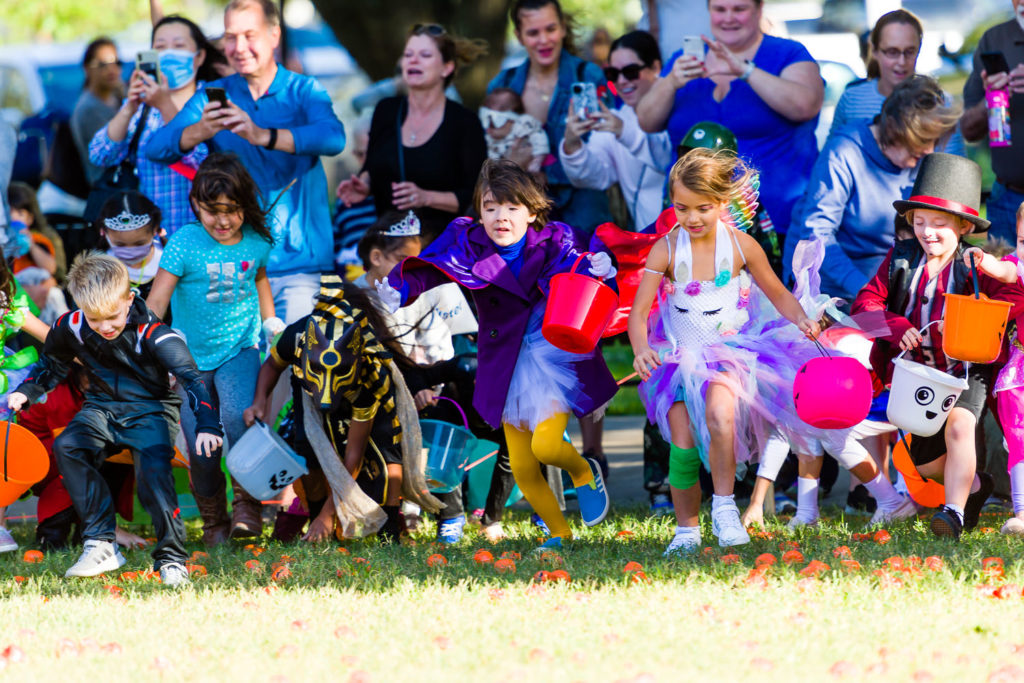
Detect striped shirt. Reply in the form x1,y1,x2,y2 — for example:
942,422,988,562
90,104,208,236
829,79,965,156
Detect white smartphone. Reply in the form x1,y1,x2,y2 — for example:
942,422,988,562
136,49,160,83
570,82,599,119
682,35,704,62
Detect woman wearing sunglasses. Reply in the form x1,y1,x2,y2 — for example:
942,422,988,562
559,30,672,230
71,38,125,188
337,24,487,243
829,9,964,155
486,0,613,236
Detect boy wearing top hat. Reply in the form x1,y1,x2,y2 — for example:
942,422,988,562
852,153,1024,540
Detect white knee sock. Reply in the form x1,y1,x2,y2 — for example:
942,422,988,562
1011,463,1024,515
863,471,903,510
795,477,819,522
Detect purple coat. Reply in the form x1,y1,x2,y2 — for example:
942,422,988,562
390,217,618,428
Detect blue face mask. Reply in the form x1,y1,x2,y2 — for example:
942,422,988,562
158,49,196,90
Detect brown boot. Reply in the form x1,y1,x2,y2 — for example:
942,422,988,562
230,484,263,539
193,488,231,548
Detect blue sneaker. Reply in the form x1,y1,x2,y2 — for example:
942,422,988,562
576,458,610,526
532,536,564,554
531,513,550,536
436,514,466,544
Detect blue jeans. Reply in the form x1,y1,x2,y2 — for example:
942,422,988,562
179,347,261,498
268,272,320,324
986,181,1024,245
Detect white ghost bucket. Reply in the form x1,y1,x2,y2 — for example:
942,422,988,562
227,420,309,500
886,344,969,437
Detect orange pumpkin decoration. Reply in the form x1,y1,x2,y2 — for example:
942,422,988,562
533,570,551,583
549,569,570,583
781,550,805,565
271,566,292,582
499,551,521,561
755,553,776,567
622,561,643,573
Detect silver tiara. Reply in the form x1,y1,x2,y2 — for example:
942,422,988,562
383,211,420,237
104,209,151,232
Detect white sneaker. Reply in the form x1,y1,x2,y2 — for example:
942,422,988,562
870,496,918,526
663,527,701,557
65,540,126,578
711,503,750,547
0,527,17,553
1000,517,1024,536
159,562,191,587
786,515,820,531
482,522,507,543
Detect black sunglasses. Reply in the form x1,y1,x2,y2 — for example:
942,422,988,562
412,23,447,36
603,63,647,82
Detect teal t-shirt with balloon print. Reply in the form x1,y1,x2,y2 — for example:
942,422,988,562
160,222,272,371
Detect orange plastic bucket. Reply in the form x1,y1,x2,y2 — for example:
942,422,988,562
891,433,944,509
542,253,619,354
942,292,1012,363
0,421,50,506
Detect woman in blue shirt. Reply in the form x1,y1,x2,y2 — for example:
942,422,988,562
636,0,823,244
487,0,611,235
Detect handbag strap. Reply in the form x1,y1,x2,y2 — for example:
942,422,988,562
396,98,406,182
126,104,151,164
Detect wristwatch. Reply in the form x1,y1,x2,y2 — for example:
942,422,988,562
265,127,278,150
739,60,756,81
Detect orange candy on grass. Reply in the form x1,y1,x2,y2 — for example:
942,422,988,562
426,554,447,568
781,550,805,565
720,554,741,565
754,554,776,567
623,561,644,574
22,550,44,563
493,558,516,574
473,549,495,565
799,560,830,577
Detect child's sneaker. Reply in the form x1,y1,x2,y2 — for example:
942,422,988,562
532,536,564,554
869,495,918,526
711,503,750,547
1000,516,1024,536
0,527,17,553
649,493,673,517
159,562,190,587
531,514,550,536
930,506,963,541
785,515,819,531
436,515,466,545
65,540,126,577
482,522,507,543
576,458,610,526
663,527,701,557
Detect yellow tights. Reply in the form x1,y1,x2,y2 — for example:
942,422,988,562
503,413,594,540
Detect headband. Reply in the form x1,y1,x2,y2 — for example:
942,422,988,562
103,209,151,232
383,211,420,237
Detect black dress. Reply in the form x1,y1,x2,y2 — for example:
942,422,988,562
363,96,487,242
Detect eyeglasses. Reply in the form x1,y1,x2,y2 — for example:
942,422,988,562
412,23,447,37
877,47,918,60
603,63,647,82
88,60,124,70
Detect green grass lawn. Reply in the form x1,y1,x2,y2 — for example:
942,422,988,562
2,508,1024,680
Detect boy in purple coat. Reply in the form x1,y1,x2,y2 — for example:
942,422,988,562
378,159,617,549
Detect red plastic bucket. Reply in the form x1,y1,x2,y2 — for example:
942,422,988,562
542,253,619,353
793,344,872,429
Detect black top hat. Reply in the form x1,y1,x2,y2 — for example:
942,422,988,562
892,152,990,231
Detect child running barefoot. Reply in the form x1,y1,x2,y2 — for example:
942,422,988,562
146,153,283,546
961,203,1024,536
378,159,617,551
629,148,823,554
8,253,222,585
853,153,1024,540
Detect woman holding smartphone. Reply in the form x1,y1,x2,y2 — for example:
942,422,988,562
89,15,227,235
486,0,612,236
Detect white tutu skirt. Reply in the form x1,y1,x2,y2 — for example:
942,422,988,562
502,317,586,431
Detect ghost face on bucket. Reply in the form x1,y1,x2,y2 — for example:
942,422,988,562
912,384,957,424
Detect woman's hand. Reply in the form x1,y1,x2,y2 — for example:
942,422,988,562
633,346,662,381
667,53,705,89
704,37,747,78
563,107,597,154
124,70,146,111
303,508,334,543
337,173,370,207
589,101,624,138
899,327,923,352
137,71,173,115
392,181,427,210
797,317,820,340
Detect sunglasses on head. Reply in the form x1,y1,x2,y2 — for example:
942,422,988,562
603,63,647,82
412,23,447,37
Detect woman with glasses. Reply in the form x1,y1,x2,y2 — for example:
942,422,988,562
337,24,487,243
636,0,823,255
559,30,672,230
89,16,228,235
71,38,125,188
487,0,613,236
829,10,964,155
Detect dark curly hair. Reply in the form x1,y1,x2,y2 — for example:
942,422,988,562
190,153,273,243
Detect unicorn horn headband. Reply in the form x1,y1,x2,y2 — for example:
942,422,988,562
383,211,421,237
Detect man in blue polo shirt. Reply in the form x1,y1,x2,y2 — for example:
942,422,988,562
146,0,345,323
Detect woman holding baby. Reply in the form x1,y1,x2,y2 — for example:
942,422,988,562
336,23,487,242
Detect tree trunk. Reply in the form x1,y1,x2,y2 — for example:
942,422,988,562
312,0,511,109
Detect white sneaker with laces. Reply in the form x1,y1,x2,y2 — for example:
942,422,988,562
663,527,701,557
869,496,918,526
786,515,820,531
65,540,126,577
0,527,17,553
711,503,750,547
159,562,191,587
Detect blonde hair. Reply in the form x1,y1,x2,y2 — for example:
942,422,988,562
877,75,961,151
668,148,753,204
67,251,132,316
